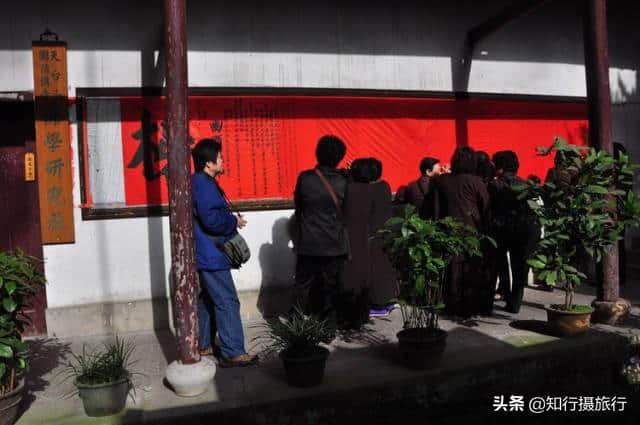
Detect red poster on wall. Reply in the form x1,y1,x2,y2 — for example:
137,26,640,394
119,96,587,207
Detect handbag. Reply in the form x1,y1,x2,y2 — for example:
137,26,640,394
205,180,251,269
208,232,251,269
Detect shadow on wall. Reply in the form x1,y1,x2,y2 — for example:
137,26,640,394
257,216,297,319
19,338,71,419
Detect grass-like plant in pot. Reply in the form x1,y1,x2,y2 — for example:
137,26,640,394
514,137,640,336
254,308,335,387
62,336,136,417
0,249,45,425
374,206,489,369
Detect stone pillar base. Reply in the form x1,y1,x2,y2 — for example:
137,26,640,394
166,357,217,397
591,299,630,325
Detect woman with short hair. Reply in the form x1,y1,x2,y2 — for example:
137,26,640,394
191,138,257,367
293,135,349,320
421,146,490,318
342,158,396,324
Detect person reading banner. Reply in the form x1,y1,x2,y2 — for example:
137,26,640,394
292,135,348,324
191,138,257,367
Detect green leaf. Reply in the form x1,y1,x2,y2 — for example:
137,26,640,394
2,298,17,313
5,280,16,296
17,358,27,369
545,271,557,285
415,275,425,293
527,259,545,269
0,343,13,358
585,185,609,194
0,276,3,289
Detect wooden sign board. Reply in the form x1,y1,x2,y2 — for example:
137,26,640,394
32,42,75,244
24,152,35,181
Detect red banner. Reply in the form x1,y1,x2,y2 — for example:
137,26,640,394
119,96,588,206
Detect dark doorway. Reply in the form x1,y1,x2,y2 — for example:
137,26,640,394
0,99,47,336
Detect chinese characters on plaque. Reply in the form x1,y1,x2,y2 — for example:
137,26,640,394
32,41,74,243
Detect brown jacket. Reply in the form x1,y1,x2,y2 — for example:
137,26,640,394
406,176,432,211
421,173,489,230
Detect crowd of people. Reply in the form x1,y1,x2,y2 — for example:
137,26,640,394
189,134,555,367
292,136,550,325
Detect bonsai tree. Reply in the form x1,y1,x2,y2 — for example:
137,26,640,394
0,249,45,396
514,137,640,312
374,206,491,332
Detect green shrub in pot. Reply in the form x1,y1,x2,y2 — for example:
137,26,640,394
374,206,492,368
514,138,640,334
62,336,137,417
0,250,45,425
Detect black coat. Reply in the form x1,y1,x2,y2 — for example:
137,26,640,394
343,181,397,305
294,166,349,257
406,176,431,211
488,172,536,239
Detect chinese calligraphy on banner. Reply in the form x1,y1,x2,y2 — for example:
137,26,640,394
116,95,587,207
32,42,74,243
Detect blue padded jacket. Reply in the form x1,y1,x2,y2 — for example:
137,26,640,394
192,172,238,271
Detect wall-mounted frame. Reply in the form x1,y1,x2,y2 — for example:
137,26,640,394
76,87,587,220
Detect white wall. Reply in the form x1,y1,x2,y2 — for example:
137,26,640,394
0,0,638,309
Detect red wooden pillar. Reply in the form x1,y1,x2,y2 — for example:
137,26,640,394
164,0,199,364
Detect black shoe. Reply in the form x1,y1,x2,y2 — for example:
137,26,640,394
505,304,520,314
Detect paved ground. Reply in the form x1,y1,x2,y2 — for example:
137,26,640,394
15,279,640,425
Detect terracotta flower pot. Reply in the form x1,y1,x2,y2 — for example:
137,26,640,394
545,305,594,337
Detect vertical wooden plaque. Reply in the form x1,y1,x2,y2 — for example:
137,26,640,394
32,42,75,244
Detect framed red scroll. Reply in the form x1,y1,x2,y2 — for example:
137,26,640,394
77,89,588,219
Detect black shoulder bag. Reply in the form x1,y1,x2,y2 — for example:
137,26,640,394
206,181,251,269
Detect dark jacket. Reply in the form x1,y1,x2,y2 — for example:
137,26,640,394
488,172,535,237
406,176,431,211
422,173,489,230
192,172,238,270
294,165,348,256
343,181,396,304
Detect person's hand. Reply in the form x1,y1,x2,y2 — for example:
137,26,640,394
441,163,451,174
236,213,247,229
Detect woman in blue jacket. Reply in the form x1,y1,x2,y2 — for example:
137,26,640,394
191,138,256,367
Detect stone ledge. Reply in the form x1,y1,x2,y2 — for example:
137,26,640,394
44,287,291,338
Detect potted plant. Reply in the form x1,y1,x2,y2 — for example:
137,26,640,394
254,308,335,388
0,249,45,425
621,334,640,386
515,138,640,336
374,206,489,369
62,336,136,417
